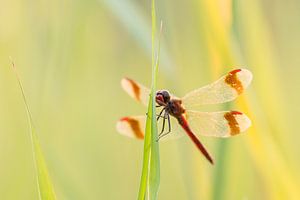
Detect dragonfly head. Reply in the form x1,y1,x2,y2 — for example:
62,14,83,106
155,90,170,106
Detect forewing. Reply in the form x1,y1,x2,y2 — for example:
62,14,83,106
121,78,150,106
182,69,252,108
186,110,251,137
116,114,184,141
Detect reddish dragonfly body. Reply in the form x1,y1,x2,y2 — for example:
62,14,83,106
117,69,252,164
155,90,214,163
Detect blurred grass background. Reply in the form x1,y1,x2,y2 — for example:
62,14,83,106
1,0,300,199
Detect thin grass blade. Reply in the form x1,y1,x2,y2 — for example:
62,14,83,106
137,0,160,199
10,61,57,200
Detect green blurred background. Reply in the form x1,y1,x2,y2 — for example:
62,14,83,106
1,0,300,199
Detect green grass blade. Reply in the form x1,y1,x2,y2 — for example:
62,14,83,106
137,0,160,199
148,20,163,200
10,61,57,200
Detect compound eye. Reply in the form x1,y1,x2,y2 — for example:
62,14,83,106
160,90,170,102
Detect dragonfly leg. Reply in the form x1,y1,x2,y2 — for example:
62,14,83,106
159,113,166,135
145,112,167,119
167,114,171,133
146,107,166,119
157,114,167,119
156,107,166,120
157,114,171,141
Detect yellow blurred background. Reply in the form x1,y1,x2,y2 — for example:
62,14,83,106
0,0,299,199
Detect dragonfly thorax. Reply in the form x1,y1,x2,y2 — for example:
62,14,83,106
166,99,185,118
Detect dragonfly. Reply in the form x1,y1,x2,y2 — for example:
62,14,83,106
116,69,252,164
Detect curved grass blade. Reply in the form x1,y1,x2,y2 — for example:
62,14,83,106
10,60,57,200
137,1,161,199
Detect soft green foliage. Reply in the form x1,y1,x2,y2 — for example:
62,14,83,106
11,62,56,200
138,1,160,199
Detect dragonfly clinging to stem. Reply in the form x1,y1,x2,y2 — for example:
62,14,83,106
117,69,253,164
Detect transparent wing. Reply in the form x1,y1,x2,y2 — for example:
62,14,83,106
182,69,252,108
121,78,150,106
186,110,251,137
116,114,184,141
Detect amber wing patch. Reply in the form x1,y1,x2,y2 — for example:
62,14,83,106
224,111,243,135
121,78,150,106
119,117,144,139
225,69,243,95
122,78,141,101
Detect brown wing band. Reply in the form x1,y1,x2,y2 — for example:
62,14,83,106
125,78,141,101
225,69,243,94
121,117,144,139
224,111,242,135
